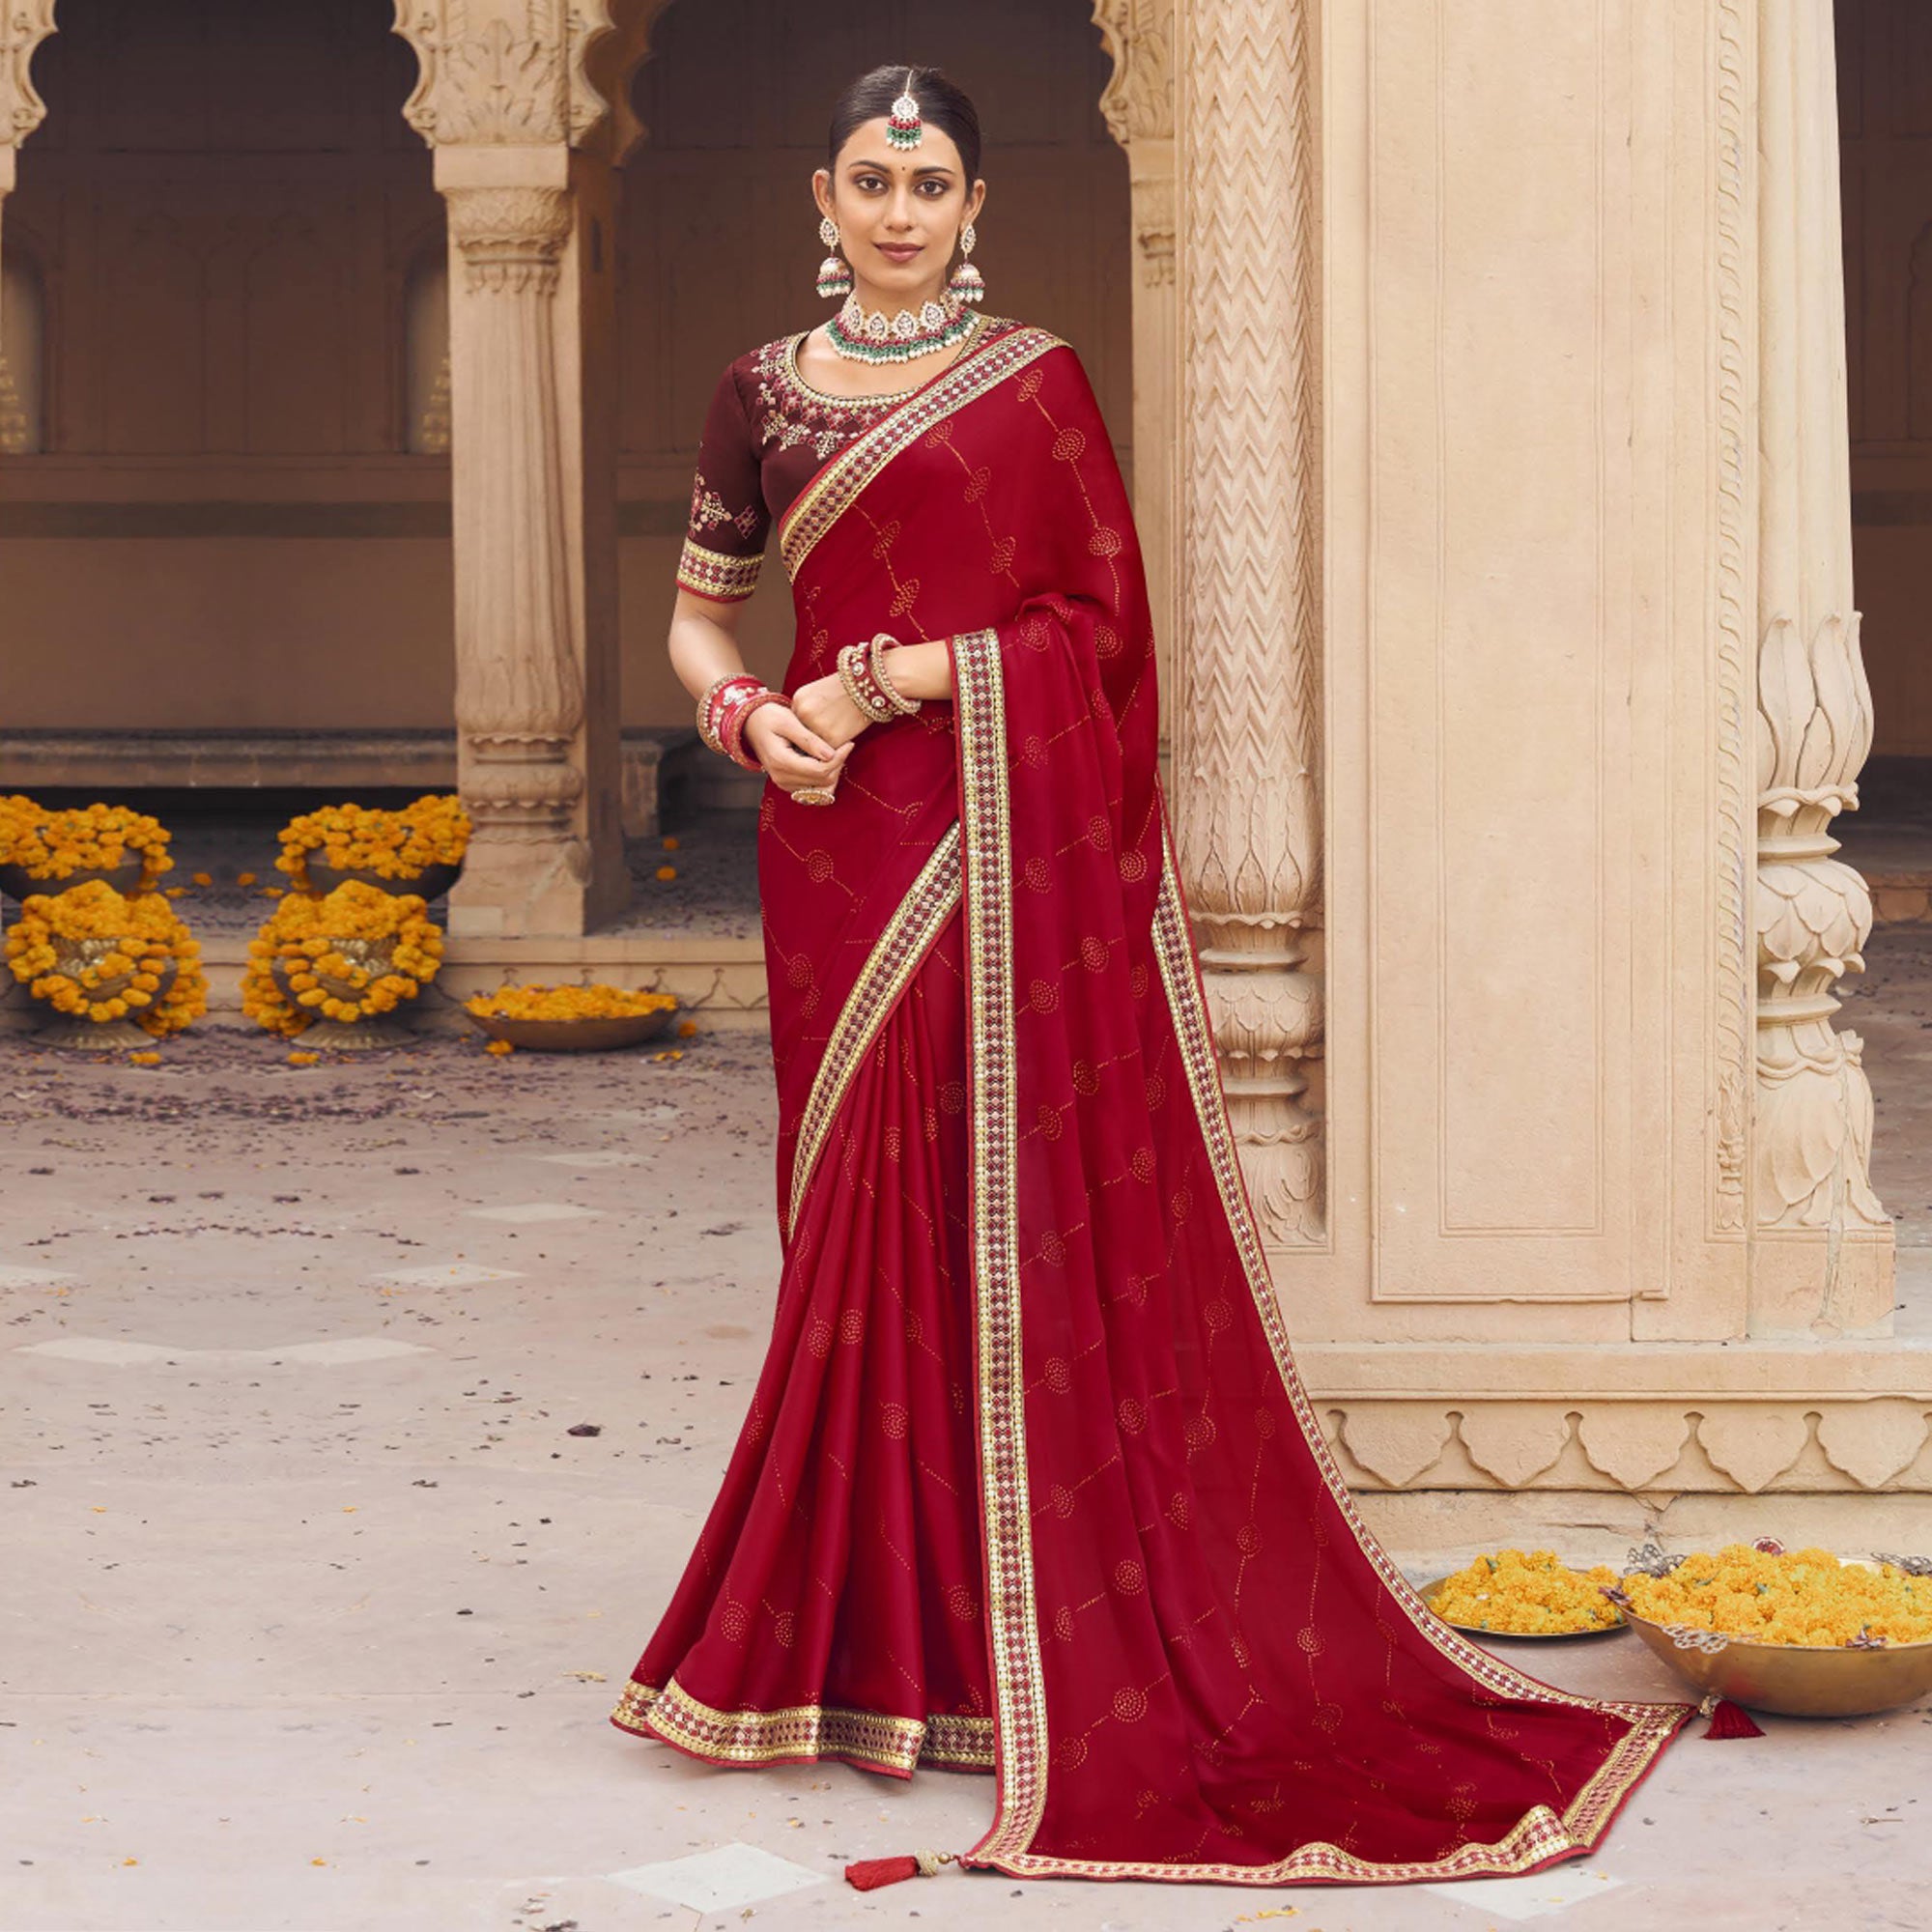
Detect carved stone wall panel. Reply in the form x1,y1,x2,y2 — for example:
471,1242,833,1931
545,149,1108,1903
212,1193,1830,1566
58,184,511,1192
1319,1397,1932,1494
1359,0,1664,1306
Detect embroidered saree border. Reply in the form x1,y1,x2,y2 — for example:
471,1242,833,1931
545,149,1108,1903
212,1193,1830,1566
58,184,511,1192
613,1677,993,1773
777,327,1065,582
952,625,1053,1864
676,536,762,602
784,825,963,1240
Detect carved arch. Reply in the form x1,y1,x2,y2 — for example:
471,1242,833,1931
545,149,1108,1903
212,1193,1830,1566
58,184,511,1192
0,0,60,152
1090,0,1175,148
390,0,671,161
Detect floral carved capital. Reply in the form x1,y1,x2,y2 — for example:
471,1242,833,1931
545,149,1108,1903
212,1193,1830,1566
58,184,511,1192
0,0,59,151
1092,0,1175,147
447,185,573,293
392,0,668,159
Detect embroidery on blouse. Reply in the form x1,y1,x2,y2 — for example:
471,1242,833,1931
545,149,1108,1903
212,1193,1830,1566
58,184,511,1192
750,334,902,462
690,469,762,542
677,537,762,603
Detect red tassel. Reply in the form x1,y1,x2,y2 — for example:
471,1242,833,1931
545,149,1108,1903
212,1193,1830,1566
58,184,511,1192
844,1856,921,1890
1703,1696,1764,1739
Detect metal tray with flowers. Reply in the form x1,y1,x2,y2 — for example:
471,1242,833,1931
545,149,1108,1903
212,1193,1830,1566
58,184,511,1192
1602,1539,1932,1717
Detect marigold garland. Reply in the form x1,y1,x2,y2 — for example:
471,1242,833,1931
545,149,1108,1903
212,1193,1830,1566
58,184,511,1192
465,983,678,1022
275,794,470,892
242,880,444,1036
1426,1549,1624,1635
1616,1543,1932,1649
4,880,207,1035
0,796,175,889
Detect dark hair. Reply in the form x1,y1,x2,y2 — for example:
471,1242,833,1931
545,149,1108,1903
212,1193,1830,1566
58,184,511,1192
828,64,982,180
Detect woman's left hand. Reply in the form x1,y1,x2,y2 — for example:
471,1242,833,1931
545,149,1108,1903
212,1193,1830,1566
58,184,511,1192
790,673,870,751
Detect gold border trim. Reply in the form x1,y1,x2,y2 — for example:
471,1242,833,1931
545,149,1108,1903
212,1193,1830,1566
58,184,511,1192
777,327,1064,582
612,1677,993,1773
952,625,1053,1862
784,825,963,1239
677,537,762,602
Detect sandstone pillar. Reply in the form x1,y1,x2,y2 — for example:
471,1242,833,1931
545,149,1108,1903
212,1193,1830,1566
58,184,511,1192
391,2,662,938
1751,0,1893,1334
1171,0,1324,1245
0,4,58,346
1092,2,1179,770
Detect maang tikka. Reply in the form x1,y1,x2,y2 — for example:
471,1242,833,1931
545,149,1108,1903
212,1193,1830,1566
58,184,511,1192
887,69,923,150
814,215,853,300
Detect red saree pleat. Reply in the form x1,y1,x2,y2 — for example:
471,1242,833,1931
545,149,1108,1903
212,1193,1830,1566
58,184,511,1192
616,320,1695,1882
616,913,994,1776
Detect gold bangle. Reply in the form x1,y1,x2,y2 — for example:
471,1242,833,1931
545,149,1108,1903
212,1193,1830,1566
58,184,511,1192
868,631,922,715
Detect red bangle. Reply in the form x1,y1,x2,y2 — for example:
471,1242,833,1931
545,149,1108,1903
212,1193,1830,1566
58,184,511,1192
722,689,791,771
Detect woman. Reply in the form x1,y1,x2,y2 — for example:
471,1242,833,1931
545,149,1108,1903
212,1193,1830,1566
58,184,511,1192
613,63,1694,1889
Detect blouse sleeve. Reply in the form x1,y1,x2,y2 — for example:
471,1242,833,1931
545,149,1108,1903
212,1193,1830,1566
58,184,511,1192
676,361,771,604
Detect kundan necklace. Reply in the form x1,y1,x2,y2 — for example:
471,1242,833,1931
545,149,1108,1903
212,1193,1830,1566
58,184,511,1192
826,292,976,365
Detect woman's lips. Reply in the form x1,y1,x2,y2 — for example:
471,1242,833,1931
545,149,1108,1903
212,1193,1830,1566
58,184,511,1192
875,243,923,262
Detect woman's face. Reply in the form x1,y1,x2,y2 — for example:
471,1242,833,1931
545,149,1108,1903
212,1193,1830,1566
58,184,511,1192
813,119,985,302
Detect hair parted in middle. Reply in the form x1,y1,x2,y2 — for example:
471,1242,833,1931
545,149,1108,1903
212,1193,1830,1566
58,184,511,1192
827,64,983,179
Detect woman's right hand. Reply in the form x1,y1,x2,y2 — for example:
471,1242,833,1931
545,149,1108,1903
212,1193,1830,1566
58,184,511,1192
744,703,854,796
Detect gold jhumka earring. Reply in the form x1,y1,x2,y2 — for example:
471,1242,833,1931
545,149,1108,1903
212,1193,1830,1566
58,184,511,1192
814,215,853,300
947,222,983,305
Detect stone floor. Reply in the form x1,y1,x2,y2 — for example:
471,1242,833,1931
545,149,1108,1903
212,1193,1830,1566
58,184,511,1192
5,867,1932,1929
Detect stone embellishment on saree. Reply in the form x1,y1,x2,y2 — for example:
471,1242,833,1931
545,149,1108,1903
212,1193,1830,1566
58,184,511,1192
777,326,1064,582
676,537,762,603
784,824,963,1239
614,1679,993,1775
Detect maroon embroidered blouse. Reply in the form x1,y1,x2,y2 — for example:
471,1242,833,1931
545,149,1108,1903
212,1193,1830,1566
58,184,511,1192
675,315,1020,603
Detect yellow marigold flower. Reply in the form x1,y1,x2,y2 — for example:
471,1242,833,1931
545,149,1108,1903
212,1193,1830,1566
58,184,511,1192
287,1051,321,1066
128,1051,161,1067
655,865,677,881
1618,1543,1932,1647
677,1019,698,1038
661,836,680,851
192,872,213,887
276,794,470,892
485,1037,516,1056
1426,1548,1625,1635
237,871,257,886
4,881,207,1037
465,983,678,1022
242,880,442,1037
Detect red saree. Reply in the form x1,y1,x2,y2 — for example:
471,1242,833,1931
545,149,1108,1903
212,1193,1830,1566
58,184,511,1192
614,322,1694,1884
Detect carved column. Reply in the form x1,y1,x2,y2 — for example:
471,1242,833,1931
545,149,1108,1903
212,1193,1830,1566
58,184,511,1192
0,4,58,351
1751,0,1892,1333
1092,2,1179,770
1172,0,1324,1246
392,1,665,937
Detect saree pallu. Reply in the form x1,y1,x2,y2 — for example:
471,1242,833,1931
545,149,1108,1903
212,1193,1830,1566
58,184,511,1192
615,325,1694,1884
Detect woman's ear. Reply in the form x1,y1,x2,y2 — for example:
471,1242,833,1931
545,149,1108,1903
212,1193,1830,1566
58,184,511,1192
811,167,835,224
966,178,987,226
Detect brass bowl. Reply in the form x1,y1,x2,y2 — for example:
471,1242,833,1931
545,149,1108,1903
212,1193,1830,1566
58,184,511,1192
298,859,462,901
463,1009,676,1054
269,943,422,1050
33,943,180,1050
1617,1557,1932,1717
0,856,151,902
1413,1571,1630,1642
